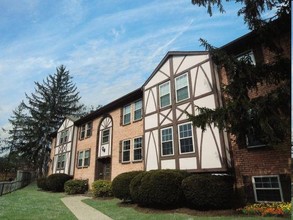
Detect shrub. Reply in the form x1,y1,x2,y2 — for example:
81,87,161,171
182,174,234,210
237,202,291,217
130,170,188,208
37,177,48,191
92,180,112,198
46,173,72,192
64,179,88,195
112,171,144,201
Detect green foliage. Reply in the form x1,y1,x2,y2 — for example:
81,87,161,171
182,174,234,210
112,171,143,201
5,65,84,176
92,180,112,198
130,170,188,208
46,173,72,192
64,179,88,195
37,177,49,191
188,16,291,147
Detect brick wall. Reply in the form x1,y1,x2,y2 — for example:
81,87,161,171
74,118,100,187
110,108,144,180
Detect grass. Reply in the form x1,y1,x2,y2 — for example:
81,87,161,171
83,198,287,220
0,182,77,220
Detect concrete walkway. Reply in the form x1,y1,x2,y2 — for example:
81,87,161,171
61,196,112,220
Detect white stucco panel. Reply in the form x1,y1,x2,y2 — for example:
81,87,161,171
176,103,192,121
172,56,185,74
145,130,159,171
145,70,169,90
176,54,209,74
161,159,176,169
194,94,215,115
197,127,222,169
159,59,170,76
159,109,173,126
145,114,158,130
144,88,157,114
179,157,197,170
194,66,213,97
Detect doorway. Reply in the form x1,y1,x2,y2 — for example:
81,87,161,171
97,158,111,180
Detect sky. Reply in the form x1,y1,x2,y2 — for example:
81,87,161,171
0,0,251,140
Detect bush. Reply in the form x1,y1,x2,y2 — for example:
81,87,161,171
46,173,72,192
92,180,112,198
112,171,143,201
37,177,48,191
130,170,188,208
64,179,88,195
182,174,234,210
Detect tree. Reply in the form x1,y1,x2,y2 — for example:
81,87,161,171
188,1,290,147
7,65,84,176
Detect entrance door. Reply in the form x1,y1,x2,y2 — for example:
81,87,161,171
97,158,111,180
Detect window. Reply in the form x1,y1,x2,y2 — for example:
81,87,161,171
101,129,110,144
175,74,189,102
77,149,90,168
80,125,86,139
57,154,66,169
134,100,142,121
179,123,194,153
59,130,68,145
161,127,173,156
122,140,131,162
133,137,142,161
237,50,256,65
86,122,92,137
159,81,171,108
123,105,131,125
246,109,266,148
252,176,283,202
80,122,92,140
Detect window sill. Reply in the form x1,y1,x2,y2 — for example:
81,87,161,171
121,161,131,164
132,160,143,163
133,118,142,123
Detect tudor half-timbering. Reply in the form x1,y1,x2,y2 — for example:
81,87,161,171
143,51,231,172
50,116,78,175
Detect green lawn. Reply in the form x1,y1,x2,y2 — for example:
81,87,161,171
83,198,287,220
0,183,77,220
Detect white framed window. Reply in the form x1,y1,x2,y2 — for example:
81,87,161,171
80,122,93,140
122,140,131,162
178,123,194,154
134,100,142,121
77,149,90,168
123,104,131,125
57,154,66,169
159,81,171,108
237,50,256,65
175,73,189,102
101,129,110,145
252,175,283,202
59,129,68,145
133,137,142,161
161,127,174,156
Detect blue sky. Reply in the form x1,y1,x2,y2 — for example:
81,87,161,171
0,0,251,139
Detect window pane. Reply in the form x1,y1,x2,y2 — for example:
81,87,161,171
134,138,142,148
256,189,282,202
180,138,193,153
177,87,188,101
133,138,142,161
162,142,173,155
134,149,142,160
86,122,92,137
176,74,187,89
160,94,170,107
160,82,170,108
123,140,130,150
134,110,142,120
102,129,110,144
135,100,142,110
162,128,172,142
124,114,131,124
123,151,130,162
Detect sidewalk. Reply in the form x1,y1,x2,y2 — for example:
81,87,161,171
61,196,112,220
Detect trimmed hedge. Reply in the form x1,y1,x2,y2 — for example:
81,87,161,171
182,174,234,210
92,180,112,198
37,177,48,191
46,173,72,192
112,171,143,201
130,170,189,208
64,179,88,195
